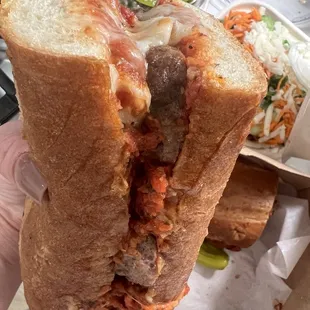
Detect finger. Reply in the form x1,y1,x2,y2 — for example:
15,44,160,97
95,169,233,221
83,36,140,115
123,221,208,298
0,256,21,310
0,120,22,136
0,200,22,310
0,121,48,204
0,120,28,182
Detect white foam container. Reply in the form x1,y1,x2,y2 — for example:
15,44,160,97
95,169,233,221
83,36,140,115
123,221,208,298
217,1,310,163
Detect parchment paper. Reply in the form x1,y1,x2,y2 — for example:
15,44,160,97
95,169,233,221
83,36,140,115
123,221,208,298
176,192,310,310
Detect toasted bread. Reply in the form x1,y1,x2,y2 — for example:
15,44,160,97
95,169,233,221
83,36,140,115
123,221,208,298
208,159,278,249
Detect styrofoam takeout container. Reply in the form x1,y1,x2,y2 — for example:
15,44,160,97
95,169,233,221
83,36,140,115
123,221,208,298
217,1,310,163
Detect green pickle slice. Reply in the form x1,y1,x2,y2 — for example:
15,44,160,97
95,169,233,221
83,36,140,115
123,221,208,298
197,242,229,270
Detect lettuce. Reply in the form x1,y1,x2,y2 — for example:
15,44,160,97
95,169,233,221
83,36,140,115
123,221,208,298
262,15,275,31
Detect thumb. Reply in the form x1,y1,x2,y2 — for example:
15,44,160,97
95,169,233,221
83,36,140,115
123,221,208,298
0,121,47,204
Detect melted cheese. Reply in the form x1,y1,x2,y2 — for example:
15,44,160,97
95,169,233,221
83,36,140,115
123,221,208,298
129,17,174,55
137,4,199,25
129,4,198,55
79,2,201,123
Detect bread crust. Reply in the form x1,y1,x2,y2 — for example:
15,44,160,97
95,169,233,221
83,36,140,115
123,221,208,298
2,2,267,308
207,160,278,249
147,15,266,301
5,38,131,309
151,77,264,304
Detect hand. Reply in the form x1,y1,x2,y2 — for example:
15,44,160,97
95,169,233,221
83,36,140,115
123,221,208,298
0,121,46,310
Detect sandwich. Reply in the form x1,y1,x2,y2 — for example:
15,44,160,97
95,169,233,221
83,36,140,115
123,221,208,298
208,159,278,250
0,0,267,309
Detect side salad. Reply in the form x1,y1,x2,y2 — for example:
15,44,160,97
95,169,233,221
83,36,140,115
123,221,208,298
224,7,307,149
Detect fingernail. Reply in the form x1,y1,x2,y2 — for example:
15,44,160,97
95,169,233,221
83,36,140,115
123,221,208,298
14,153,48,205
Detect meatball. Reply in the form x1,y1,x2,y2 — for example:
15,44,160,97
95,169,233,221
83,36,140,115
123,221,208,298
146,45,187,105
146,46,188,164
115,235,158,287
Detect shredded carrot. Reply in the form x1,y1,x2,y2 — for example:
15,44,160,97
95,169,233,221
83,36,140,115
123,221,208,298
265,138,278,145
283,111,295,128
244,43,254,53
269,121,277,131
225,20,235,29
229,11,248,18
272,121,284,132
285,126,292,138
283,84,290,92
274,109,286,123
224,9,269,76
287,109,296,118
287,118,295,126
273,100,286,108
277,76,285,91
265,136,284,145
224,8,261,42
252,7,262,21
234,33,245,38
